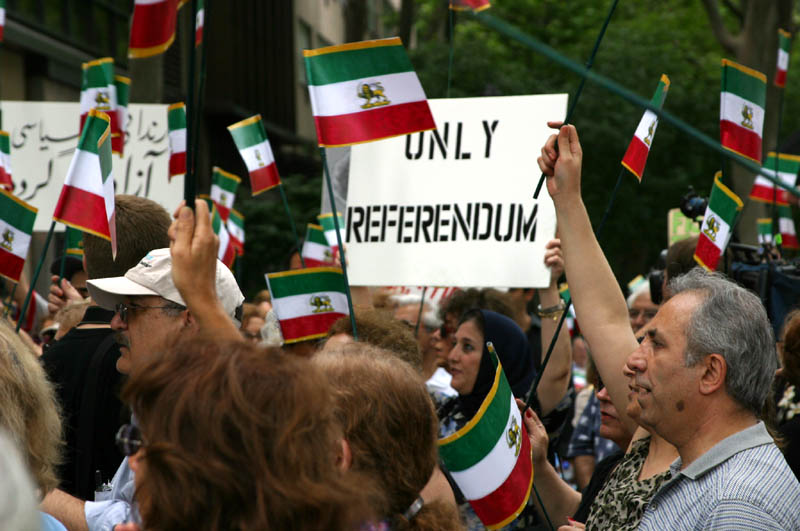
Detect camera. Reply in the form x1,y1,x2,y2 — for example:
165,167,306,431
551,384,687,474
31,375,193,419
648,249,668,305
680,187,708,222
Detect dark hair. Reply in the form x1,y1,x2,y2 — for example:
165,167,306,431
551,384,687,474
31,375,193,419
440,288,515,323
781,309,800,388
83,195,171,279
123,338,375,531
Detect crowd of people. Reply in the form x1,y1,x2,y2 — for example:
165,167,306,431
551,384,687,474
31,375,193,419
0,124,798,530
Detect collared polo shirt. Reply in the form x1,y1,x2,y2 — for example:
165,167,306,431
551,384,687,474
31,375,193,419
639,421,800,530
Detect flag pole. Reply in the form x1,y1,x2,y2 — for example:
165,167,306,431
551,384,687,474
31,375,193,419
771,91,785,248
190,0,208,201
16,220,56,333
277,183,305,268
446,9,455,98
58,230,69,282
528,0,620,199
320,147,358,341
525,167,625,412
414,286,428,338
235,252,243,285
184,0,198,207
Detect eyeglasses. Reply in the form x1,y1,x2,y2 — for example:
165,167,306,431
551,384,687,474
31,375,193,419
114,302,183,324
116,424,144,456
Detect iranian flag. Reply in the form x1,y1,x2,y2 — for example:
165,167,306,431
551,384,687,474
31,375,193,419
694,172,743,271
318,212,344,254
209,202,235,268
438,343,532,530
266,267,349,344
0,189,37,283
749,152,800,206
302,224,335,267
129,0,180,58
168,102,187,180
0,131,12,191
80,58,121,157
720,59,766,163
113,75,131,156
54,110,117,256
210,167,240,221
65,227,84,258
621,74,670,181
0,0,5,42
776,29,792,88
303,37,436,147
227,115,281,195
757,218,773,244
449,0,491,11
227,209,245,256
778,205,799,249
195,0,204,46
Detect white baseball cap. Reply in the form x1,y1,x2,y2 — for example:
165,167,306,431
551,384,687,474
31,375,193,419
87,248,244,321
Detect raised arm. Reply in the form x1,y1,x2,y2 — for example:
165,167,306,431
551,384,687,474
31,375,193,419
537,124,639,435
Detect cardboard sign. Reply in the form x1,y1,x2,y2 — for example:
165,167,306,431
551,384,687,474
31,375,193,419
2,101,183,232
346,95,567,288
667,208,701,246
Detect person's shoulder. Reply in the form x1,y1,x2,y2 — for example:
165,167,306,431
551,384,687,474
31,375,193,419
710,443,800,508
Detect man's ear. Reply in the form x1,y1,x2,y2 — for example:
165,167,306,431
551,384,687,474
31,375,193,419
698,353,727,396
183,309,196,328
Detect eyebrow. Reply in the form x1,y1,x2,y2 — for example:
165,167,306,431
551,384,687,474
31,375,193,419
646,328,663,343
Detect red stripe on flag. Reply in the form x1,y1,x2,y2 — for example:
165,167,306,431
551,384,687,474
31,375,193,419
469,424,533,528
216,204,231,222
313,100,436,147
112,134,124,156
776,69,787,88
694,233,721,271
230,236,244,255
621,135,649,180
0,167,13,191
749,183,777,203
169,151,186,178
221,241,235,268
195,26,203,47
0,249,25,283
129,0,178,54
279,312,346,343
53,185,111,239
783,233,800,249
302,257,332,268
720,120,762,162
249,162,281,195
0,25,4,43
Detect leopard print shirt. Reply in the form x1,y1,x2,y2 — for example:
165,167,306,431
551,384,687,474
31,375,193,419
585,436,671,530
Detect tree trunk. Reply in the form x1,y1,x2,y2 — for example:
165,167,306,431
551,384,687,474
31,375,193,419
345,0,368,42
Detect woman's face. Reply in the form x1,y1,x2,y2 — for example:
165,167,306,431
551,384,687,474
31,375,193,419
447,319,484,395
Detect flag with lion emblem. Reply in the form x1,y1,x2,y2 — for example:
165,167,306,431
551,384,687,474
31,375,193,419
438,343,533,530
303,37,436,147
720,59,766,163
266,267,349,344
0,189,37,283
694,172,743,271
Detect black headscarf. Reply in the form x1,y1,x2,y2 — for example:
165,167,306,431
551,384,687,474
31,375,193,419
455,310,536,419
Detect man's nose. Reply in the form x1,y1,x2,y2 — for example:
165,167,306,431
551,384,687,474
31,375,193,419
625,349,647,375
110,311,126,331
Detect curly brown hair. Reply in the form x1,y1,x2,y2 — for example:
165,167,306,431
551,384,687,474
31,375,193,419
781,309,800,387
123,338,377,531
314,346,463,531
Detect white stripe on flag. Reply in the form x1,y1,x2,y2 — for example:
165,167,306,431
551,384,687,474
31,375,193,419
633,110,658,144
764,168,798,189
102,170,114,222
134,0,168,5
779,49,790,71
0,8,6,25
218,224,230,261
449,394,521,500
308,71,427,117
64,149,105,196
780,217,796,236
303,240,330,262
196,8,204,27
0,220,31,259
239,140,275,172
169,129,186,153
210,184,235,208
720,91,764,133
227,219,244,243
273,291,349,321
700,207,732,252
0,152,11,173
80,86,117,114
323,229,339,249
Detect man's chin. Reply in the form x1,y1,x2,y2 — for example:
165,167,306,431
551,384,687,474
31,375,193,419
116,350,132,374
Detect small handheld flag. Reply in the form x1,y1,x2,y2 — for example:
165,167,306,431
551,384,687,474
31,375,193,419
0,131,13,191
720,59,766,164
694,172,743,271
210,167,240,221
65,227,84,258
266,267,350,343
302,224,335,267
0,0,6,42
167,102,187,180
776,29,792,88
757,218,773,245
438,342,533,530
621,74,670,181
199,196,235,267
195,0,205,46
303,37,436,147
129,0,180,58
80,58,123,158
227,209,245,256
778,205,799,249
748,152,800,206
318,212,344,255
227,115,281,195
0,189,37,283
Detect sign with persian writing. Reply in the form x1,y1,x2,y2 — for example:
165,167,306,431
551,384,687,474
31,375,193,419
2,101,182,232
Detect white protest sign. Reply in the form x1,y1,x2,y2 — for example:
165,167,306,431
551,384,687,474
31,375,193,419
346,94,567,288
2,101,183,232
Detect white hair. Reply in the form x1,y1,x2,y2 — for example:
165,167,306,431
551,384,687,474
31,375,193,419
626,281,651,309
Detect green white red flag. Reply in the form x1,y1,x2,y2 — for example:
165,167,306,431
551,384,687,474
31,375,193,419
0,131,12,191
720,59,766,163
195,0,204,46
0,189,37,283
621,74,670,181
694,172,743,271
749,152,800,206
227,115,281,195
449,0,491,11
318,212,344,254
0,0,5,42
167,102,187,180
113,75,131,156
266,267,349,344
438,343,532,530
778,205,799,249
227,209,245,256
54,110,117,256
776,29,791,88
210,167,240,221
65,227,84,258
303,37,435,147
129,0,180,58
80,58,123,158
757,218,773,244
207,201,235,268
302,224,335,268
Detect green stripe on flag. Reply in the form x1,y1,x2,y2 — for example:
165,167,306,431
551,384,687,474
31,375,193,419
721,61,766,106
229,209,244,227
651,75,670,108
766,152,800,174
319,212,344,231
304,45,413,86
78,111,111,155
98,127,112,183
168,103,186,130
115,76,130,107
0,190,37,233
0,132,9,154
709,175,743,223
306,224,329,246
82,59,113,89
212,167,241,192
779,30,791,52
229,120,266,149
778,204,794,218
267,269,346,299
